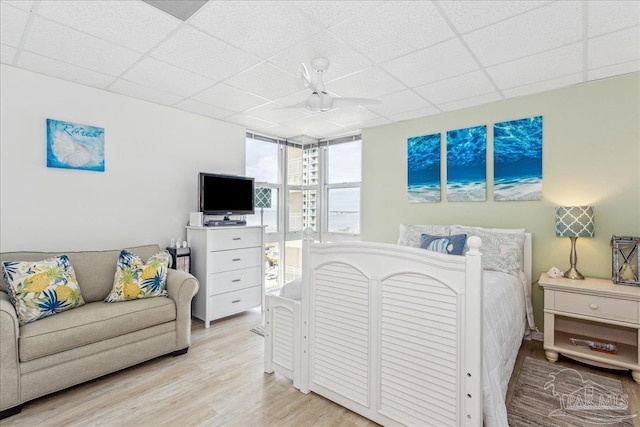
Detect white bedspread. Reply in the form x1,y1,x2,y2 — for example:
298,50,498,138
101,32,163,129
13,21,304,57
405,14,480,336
482,270,526,427
279,270,525,427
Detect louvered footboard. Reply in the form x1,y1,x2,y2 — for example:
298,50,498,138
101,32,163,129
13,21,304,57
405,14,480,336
298,233,483,427
264,294,301,388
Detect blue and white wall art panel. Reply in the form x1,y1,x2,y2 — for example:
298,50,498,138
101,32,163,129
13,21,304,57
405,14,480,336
407,133,441,203
446,125,487,202
46,118,105,171
493,116,543,201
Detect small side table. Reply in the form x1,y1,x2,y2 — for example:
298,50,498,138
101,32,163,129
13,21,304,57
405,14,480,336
166,246,191,273
539,274,640,384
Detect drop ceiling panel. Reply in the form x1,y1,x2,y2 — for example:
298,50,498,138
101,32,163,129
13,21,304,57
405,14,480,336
243,102,313,124
330,1,455,63
293,1,382,29
366,89,433,117
487,43,583,90
109,79,185,106
327,66,405,99
190,1,323,60
414,70,496,105
1,0,638,140
587,1,640,37
268,31,373,83
121,57,216,97
437,1,552,34
1,45,17,63
588,27,640,69
588,61,640,81
18,51,116,89
463,1,582,66
174,98,236,120
224,62,302,101
382,38,479,88
1,3,30,47
193,83,270,112
24,17,142,75
502,73,583,99
151,26,260,81
36,0,180,53
317,106,383,127
3,0,34,11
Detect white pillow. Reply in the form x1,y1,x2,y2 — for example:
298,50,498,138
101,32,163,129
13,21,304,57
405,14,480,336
452,225,525,234
450,225,525,276
397,224,450,247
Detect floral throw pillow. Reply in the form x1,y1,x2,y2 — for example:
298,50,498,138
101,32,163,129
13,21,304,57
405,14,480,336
105,250,170,302
2,255,85,325
420,233,467,256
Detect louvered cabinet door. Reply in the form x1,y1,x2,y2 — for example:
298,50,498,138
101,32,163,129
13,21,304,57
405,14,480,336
379,274,460,426
309,263,370,406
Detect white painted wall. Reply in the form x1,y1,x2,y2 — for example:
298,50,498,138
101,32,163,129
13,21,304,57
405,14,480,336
0,65,246,252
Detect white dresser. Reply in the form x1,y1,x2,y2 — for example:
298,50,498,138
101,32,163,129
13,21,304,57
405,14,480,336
187,225,265,328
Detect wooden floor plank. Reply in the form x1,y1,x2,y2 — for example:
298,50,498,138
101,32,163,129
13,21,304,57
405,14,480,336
2,308,638,426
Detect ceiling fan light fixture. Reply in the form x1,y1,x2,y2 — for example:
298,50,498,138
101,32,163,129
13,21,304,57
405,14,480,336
306,93,322,112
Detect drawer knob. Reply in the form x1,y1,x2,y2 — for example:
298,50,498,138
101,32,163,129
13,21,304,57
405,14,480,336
232,279,241,283
232,258,241,262
232,299,241,303
589,303,599,310
232,237,241,241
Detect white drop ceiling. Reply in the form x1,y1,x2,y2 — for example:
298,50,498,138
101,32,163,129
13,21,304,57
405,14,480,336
1,0,638,140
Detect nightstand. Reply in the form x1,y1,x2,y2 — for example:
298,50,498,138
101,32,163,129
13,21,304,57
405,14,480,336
539,274,640,383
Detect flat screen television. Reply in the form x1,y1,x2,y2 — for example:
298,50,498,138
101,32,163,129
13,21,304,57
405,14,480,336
199,173,255,217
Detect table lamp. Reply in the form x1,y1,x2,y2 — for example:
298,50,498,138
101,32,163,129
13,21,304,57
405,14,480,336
255,188,272,227
555,206,594,280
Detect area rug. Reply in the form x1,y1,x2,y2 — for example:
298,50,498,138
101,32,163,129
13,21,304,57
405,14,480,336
250,325,264,336
507,357,635,426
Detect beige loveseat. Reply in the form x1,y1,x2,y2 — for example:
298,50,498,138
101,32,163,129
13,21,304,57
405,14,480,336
0,244,199,418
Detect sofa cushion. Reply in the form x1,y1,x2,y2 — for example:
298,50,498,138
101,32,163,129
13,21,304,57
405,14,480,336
18,297,176,362
2,255,85,325
105,250,170,302
1,245,162,303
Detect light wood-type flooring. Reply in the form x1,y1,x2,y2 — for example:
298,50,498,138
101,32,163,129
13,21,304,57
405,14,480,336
3,308,638,426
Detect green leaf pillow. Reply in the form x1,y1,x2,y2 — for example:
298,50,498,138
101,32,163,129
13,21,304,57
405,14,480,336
2,255,85,325
105,250,170,302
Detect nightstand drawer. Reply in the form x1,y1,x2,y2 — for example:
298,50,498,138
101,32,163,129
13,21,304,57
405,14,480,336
554,291,638,323
208,247,261,274
210,285,261,319
208,227,261,251
208,267,261,295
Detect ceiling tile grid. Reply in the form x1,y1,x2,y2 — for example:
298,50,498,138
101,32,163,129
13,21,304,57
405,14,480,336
0,0,638,141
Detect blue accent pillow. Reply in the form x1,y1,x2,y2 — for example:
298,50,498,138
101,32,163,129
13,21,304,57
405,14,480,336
420,234,467,256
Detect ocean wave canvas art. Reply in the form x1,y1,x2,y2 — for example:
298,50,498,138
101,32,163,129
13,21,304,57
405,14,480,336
446,125,486,202
407,133,441,203
493,116,542,201
47,118,105,171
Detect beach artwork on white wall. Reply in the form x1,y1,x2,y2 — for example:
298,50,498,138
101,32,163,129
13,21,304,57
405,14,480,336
407,133,441,203
493,116,543,201
46,118,105,171
446,125,486,202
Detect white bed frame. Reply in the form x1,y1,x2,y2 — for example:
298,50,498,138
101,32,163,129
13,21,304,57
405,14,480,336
265,231,532,426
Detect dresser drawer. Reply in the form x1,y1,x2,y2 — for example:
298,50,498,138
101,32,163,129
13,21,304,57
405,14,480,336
208,227,261,251
210,285,261,319
208,266,261,295
554,291,638,323
208,247,261,274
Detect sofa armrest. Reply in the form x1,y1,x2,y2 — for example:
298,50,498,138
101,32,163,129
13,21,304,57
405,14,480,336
165,269,199,351
0,292,20,411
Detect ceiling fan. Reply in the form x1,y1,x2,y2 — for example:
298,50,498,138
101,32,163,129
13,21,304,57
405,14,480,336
279,57,381,113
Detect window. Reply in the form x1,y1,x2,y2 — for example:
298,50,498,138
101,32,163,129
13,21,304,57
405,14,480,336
246,132,361,290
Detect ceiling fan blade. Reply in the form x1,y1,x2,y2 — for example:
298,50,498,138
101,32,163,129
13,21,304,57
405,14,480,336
299,63,319,93
332,97,381,108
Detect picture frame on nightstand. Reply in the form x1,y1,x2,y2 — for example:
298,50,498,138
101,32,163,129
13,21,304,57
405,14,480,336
611,235,639,286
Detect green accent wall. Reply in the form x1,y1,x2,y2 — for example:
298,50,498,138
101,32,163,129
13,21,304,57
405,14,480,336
361,72,640,331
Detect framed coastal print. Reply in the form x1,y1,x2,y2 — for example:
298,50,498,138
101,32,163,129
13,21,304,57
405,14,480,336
493,116,543,201
46,118,105,172
407,133,441,203
446,125,486,202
